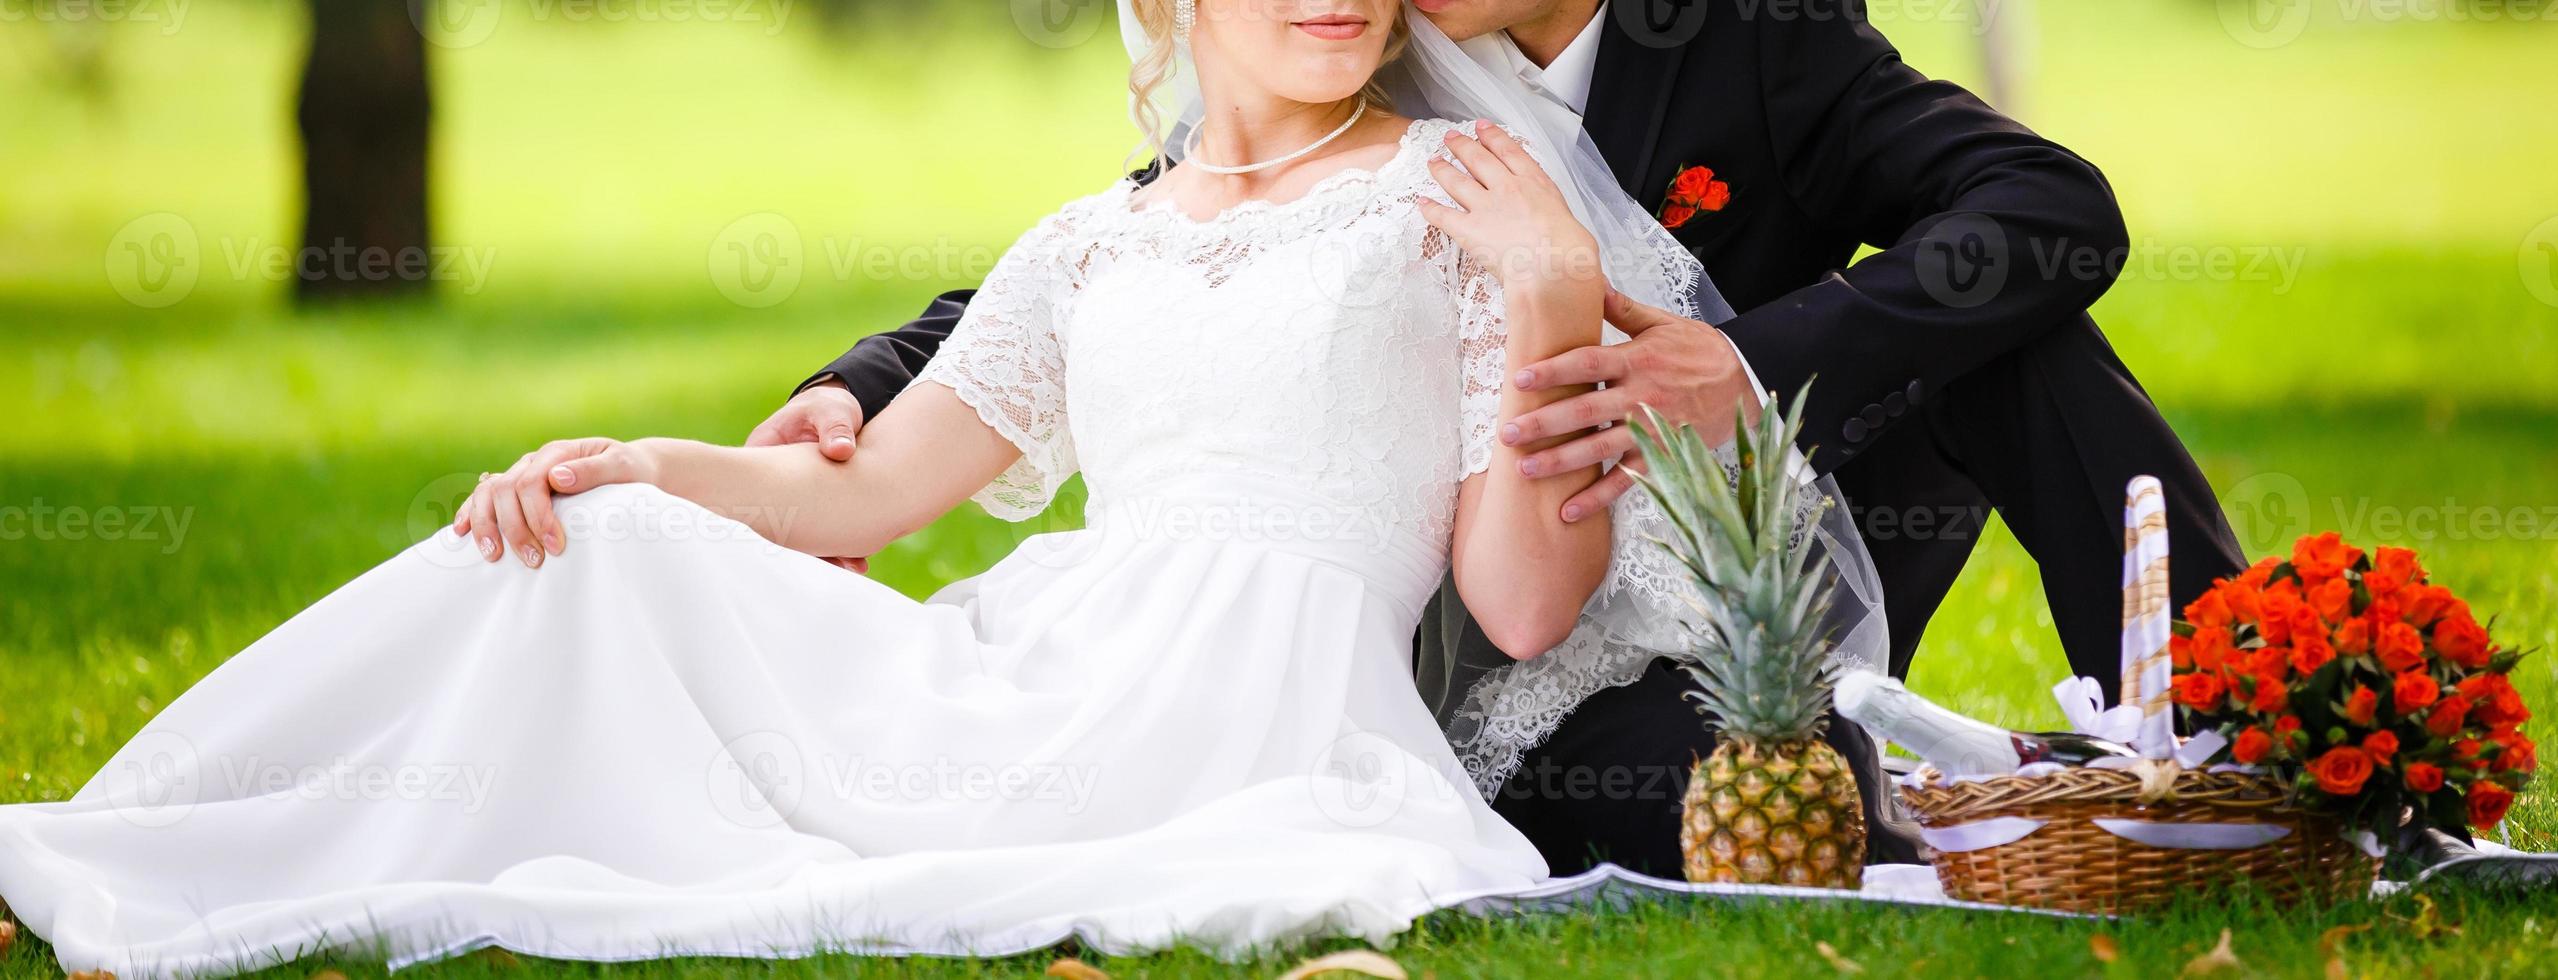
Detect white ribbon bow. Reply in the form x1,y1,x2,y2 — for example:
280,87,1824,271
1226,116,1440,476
2052,676,2145,746
2050,676,2228,770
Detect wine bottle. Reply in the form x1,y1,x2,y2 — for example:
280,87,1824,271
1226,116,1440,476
1834,673,2136,776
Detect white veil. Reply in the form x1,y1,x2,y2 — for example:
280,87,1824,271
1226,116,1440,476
1115,2,1889,795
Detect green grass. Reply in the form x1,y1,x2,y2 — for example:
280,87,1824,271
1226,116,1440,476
6,0,2558,976
62,886,2558,979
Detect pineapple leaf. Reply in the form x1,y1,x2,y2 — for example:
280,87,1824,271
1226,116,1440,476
1628,383,1843,744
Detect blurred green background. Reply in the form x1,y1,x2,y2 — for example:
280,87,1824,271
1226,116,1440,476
3,0,2556,844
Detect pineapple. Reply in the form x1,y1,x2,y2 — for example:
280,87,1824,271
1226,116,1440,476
1629,385,1865,889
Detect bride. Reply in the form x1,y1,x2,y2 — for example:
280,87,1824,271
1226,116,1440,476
0,1,1814,975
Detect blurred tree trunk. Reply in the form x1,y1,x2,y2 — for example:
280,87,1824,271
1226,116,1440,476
294,0,432,303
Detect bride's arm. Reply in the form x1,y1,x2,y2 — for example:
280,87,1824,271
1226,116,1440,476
588,384,1022,559
1428,123,1614,660
463,200,1083,566
1450,282,1613,660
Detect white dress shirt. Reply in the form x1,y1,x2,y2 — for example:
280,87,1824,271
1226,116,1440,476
1489,3,1608,139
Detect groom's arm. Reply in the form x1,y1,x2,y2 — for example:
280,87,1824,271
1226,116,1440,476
794,288,975,422
1721,6,2130,473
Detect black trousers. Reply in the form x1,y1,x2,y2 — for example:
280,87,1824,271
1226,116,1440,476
1491,324,2247,875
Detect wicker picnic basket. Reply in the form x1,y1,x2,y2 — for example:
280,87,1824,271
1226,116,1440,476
1894,478,2378,914
1899,764,2378,913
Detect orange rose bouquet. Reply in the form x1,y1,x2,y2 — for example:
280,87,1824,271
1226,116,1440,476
2172,532,2536,842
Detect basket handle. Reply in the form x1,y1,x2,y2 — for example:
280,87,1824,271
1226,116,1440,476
2121,476,2176,761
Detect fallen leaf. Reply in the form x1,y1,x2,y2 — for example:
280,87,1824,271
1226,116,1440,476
2319,922,2372,953
2395,893,2462,940
68,973,116,980
1047,958,1112,980
2319,921,2371,980
1814,941,1863,974
0,920,14,956
469,948,521,969
2090,933,2120,963
1276,950,1408,980
310,972,349,980
2179,929,2241,977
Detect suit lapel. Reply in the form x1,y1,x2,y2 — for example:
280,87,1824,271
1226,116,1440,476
1583,7,1693,204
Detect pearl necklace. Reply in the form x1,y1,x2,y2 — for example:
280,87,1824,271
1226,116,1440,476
1181,98,1369,176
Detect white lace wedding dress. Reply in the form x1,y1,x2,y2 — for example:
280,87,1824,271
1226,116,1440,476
0,120,1554,976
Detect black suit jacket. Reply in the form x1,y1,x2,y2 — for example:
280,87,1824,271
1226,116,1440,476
1585,1,2129,471
801,2,2128,477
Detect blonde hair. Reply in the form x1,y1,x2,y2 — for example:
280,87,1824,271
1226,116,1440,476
1126,0,1408,161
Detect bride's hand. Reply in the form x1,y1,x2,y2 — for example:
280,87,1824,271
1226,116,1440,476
1416,121,1604,305
453,437,660,568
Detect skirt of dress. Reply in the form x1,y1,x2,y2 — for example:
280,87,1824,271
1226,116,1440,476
0,484,1546,977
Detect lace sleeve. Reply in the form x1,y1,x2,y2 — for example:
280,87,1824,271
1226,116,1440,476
911,210,1083,521
1440,236,1508,478
1416,216,1509,478
1406,120,1525,478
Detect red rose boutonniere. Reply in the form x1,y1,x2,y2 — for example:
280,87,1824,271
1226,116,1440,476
1658,165,1731,230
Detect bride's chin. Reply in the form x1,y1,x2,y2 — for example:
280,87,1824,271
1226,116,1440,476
1278,80,1373,107
1278,61,1380,99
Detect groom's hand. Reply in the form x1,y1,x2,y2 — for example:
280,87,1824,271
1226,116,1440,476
745,378,872,573
1505,289,1760,522
749,379,864,461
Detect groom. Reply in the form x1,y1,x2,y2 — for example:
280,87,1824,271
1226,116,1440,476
751,0,2245,874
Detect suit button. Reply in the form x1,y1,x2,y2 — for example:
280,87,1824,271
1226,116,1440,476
1883,392,1908,417
1842,418,1869,443
1905,379,1925,406
1860,404,1887,427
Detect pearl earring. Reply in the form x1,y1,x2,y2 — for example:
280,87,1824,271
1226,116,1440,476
1173,0,1194,44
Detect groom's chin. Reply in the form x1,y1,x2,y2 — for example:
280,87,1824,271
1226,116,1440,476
1411,0,1500,42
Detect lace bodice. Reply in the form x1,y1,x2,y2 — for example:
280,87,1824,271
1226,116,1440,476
910,119,1878,798
915,119,1506,563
